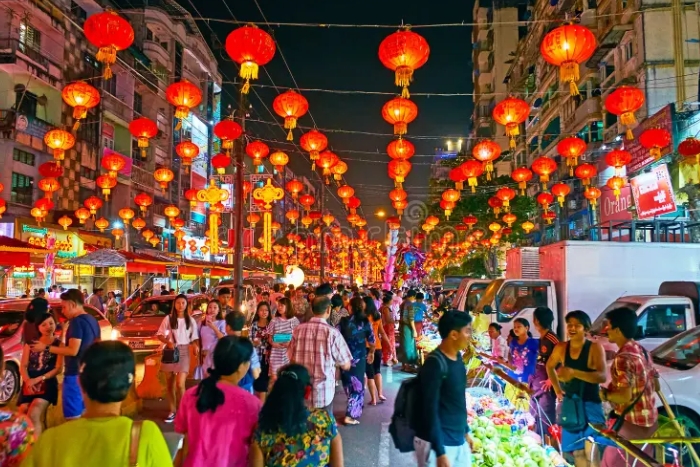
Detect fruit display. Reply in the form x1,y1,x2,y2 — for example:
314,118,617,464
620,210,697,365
467,389,569,467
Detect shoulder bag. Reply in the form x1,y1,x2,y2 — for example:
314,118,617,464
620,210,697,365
558,344,587,432
130,420,143,467
161,319,180,364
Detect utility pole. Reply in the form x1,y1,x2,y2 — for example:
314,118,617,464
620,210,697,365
232,93,247,310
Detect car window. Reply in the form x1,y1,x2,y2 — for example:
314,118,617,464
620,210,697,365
636,305,687,339
132,299,173,317
496,283,550,323
0,311,24,337
590,301,642,336
84,305,107,322
465,284,488,312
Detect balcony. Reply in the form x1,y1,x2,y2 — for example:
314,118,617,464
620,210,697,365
586,19,633,67
130,165,157,193
102,92,133,126
565,96,603,132
478,70,492,87
0,39,61,89
143,40,170,67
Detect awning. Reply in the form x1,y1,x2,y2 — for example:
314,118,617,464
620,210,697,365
210,268,231,278
177,265,204,276
66,248,175,275
0,236,52,267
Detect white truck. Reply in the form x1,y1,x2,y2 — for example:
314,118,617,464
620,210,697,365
473,241,700,354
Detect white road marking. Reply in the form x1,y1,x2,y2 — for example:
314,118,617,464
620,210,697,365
379,422,391,467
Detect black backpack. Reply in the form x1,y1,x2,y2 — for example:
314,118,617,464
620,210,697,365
389,351,448,453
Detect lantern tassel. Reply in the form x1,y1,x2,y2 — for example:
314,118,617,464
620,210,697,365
456,181,463,191
559,61,580,96
141,148,147,158
175,119,182,131
72,120,80,131
510,136,516,149
287,128,293,141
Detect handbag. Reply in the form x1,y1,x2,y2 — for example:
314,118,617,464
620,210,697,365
608,348,653,432
558,344,587,432
22,379,46,396
161,319,180,364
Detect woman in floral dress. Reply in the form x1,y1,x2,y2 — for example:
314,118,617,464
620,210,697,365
251,301,272,402
267,297,299,386
338,297,376,426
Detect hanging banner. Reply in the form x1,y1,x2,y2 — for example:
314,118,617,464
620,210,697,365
629,164,678,219
600,186,633,223
624,105,674,174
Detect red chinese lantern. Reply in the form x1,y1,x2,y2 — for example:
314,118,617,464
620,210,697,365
440,199,455,219
128,117,158,158
502,213,517,227
540,24,597,95
389,188,408,203
58,215,72,231
639,128,671,160
387,138,415,161
378,29,430,98
393,199,408,216
38,161,64,178
166,80,202,128
542,211,557,225
347,196,362,215
84,195,103,216
119,208,135,225
184,189,198,207
300,130,328,169
101,152,126,178
83,11,134,79
678,137,700,178
337,185,355,203
492,97,529,149
94,217,109,232
134,193,153,213
38,178,59,199
299,194,315,211
243,181,253,200
584,186,602,207
176,141,199,173
531,156,558,190
273,90,309,141
511,166,533,195
442,189,460,204
388,159,412,188
463,215,478,229
382,97,418,136
164,205,180,222
75,207,91,225
460,160,484,193
472,140,502,180
96,175,116,200
211,153,231,175
270,151,289,173
449,167,468,191
246,141,270,168
286,209,300,224
607,176,625,200
0,199,6,219
214,120,242,151
551,183,571,207
574,163,597,187
330,160,348,181
225,25,276,94
522,220,535,234
154,167,174,193
537,192,555,212
488,196,503,216
132,218,146,231
33,199,51,219
247,213,261,228
557,136,587,175
605,150,632,176
286,179,305,199
605,86,645,139
62,81,100,130
496,187,516,211
317,150,339,183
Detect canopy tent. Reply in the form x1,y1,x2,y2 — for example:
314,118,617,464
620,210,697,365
0,235,53,267
67,249,176,274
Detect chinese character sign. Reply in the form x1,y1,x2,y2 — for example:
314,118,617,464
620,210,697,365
629,164,677,219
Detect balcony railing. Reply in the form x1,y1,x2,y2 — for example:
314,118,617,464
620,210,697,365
102,92,133,123
0,38,61,87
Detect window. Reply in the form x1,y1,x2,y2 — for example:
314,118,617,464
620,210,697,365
15,90,38,118
103,136,114,151
78,186,93,204
12,148,35,166
104,75,118,96
19,22,41,51
133,92,143,115
80,166,97,180
495,282,551,323
70,1,88,22
84,52,99,69
464,284,488,312
146,28,154,42
636,305,687,339
11,172,34,206
0,311,24,338
624,42,634,62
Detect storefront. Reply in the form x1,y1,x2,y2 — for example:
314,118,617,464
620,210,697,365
0,235,52,297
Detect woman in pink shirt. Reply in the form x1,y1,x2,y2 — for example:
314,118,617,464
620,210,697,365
175,336,261,467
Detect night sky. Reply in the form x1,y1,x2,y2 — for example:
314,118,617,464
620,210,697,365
179,0,475,231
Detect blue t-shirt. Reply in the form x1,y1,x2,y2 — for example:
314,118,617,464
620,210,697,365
413,302,427,322
508,337,539,384
65,313,101,376
239,348,261,392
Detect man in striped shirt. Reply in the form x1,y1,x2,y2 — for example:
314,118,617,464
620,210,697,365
288,296,352,414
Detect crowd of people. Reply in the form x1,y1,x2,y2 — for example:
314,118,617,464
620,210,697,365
0,281,663,467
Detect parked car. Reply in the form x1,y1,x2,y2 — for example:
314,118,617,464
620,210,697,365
651,325,700,466
0,299,113,405
114,294,208,353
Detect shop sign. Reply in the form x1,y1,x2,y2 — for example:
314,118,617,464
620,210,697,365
624,105,674,174
600,186,633,223
180,274,197,281
108,266,126,278
629,164,678,219
21,225,79,258
77,265,95,275
13,265,35,278
54,268,74,283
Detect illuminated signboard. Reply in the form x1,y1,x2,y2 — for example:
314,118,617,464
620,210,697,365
629,164,678,219
54,268,74,283
108,267,126,278
13,266,35,278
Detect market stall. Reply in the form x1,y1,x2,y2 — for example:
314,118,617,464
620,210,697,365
0,235,54,296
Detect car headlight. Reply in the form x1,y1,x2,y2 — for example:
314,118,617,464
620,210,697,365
110,329,120,340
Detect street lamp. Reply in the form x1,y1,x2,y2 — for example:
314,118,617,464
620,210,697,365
375,208,386,218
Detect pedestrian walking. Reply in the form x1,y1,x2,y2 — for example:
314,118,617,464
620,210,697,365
250,302,272,402
288,296,352,414
87,288,105,313
224,311,262,393
199,300,226,377
414,310,475,467
156,294,200,423
380,295,397,366
600,307,659,467
397,290,419,373
174,336,261,467
31,289,100,420
364,297,389,405
547,310,607,467
329,294,349,327
267,297,299,385
338,297,376,425
250,364,344,467
18,313,62,437
23,341,172,467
